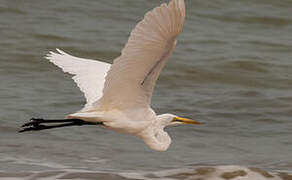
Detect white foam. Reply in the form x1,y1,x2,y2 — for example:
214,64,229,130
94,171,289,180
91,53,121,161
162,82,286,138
119,165,291,180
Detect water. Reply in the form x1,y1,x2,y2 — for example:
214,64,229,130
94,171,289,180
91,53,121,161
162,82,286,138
0,0,292,179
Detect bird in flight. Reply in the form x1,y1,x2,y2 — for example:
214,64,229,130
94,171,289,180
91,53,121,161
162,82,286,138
20,0,202,151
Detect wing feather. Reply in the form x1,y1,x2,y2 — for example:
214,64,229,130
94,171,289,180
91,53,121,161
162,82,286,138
98,0,185,110
45,49,111,110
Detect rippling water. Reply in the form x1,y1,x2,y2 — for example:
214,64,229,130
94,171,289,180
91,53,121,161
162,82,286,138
1,0,292,179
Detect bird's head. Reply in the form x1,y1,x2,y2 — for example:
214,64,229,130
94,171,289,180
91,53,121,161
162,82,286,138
157,113,202,128
141,113,202,151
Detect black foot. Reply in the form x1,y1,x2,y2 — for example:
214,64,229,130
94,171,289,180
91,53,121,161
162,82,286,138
19,118,49,132
21,118,45,128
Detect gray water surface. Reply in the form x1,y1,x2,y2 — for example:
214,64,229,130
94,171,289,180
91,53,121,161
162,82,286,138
0,0,292,179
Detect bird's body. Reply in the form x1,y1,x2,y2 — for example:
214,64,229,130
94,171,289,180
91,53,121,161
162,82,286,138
20,0,202,151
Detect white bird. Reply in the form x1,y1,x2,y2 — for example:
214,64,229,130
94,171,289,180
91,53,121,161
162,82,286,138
20,0,202,151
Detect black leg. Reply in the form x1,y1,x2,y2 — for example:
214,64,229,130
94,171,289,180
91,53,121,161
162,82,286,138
19,118,103,133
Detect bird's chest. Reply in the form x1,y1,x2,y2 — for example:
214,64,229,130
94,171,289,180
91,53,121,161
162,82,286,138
106,119,150,135
103,108,155,135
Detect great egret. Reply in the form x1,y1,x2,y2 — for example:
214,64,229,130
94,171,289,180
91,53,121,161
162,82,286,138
20,0,202,151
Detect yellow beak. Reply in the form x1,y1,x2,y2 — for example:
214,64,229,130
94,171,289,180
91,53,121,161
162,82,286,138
173,117,203,125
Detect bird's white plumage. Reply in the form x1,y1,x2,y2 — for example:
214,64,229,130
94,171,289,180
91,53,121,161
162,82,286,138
99,0,185,110
43,0,192,151
46,0,185,112
45,49,111,110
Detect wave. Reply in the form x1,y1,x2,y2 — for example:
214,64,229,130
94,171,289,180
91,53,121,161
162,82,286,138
0,165,291,180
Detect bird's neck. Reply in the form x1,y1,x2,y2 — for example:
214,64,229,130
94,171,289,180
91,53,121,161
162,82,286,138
139,124,171,151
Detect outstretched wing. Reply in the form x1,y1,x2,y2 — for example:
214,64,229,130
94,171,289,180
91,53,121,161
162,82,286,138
45,49,111,110
98,0,185,110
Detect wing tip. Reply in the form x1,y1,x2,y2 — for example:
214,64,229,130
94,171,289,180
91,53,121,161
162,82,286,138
44,48,69,60
56,48,68,55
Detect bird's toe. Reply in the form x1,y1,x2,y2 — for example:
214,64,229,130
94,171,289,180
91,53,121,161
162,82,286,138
21,118,44,128
30,118,44,122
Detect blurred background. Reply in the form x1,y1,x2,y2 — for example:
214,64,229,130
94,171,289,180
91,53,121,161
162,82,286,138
0,0,292,179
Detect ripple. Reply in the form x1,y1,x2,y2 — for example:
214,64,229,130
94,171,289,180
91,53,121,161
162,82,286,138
196,14,292,26
0,7,27,15
31,33,72,42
